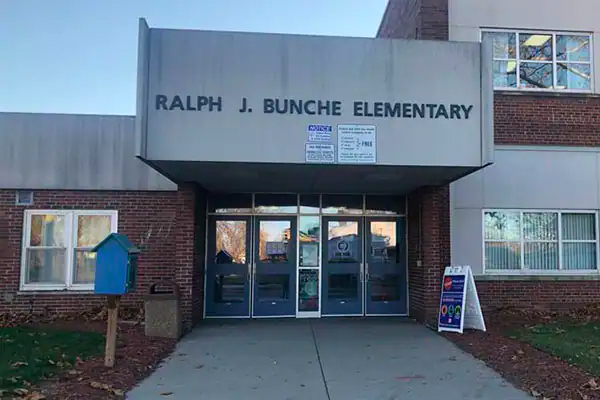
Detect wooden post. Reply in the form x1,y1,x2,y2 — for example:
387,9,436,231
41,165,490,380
104,295,121,367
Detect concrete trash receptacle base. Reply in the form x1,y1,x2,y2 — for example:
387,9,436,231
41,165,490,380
144,279,182,339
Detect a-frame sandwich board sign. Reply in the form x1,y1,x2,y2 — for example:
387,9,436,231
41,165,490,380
438,265,486,334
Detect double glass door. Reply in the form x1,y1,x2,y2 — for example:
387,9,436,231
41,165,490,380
321,217,406,316
205,215,296,317
205,214,406,318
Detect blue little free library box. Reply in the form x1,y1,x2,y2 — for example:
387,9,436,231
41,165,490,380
92,233,140,295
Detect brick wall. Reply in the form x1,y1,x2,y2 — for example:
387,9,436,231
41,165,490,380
0,187,201,330
377,0,420,39
378,1,600,147
419,0,448,40
377,0,448,41
407,185,450,326
476,280,600,313
495,93,600,146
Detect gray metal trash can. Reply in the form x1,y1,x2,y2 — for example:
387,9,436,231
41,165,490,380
144,279,182,339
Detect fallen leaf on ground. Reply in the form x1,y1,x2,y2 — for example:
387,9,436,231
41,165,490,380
530,388,541,397
582,379,600,390
25,392,46,400
13,388,29,396
195,364,204,369
90,381,112,391
160,392,174,396
11,361,29,368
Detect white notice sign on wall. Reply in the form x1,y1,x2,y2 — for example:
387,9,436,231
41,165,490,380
337,124,376,164
305,143,335,164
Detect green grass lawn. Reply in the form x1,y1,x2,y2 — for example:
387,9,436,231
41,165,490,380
0,326,104,394
509,322,600,376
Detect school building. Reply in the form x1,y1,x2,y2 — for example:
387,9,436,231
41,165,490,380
1,0,600,331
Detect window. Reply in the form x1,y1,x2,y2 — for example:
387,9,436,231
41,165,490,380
484,210,598,273
21,210,118,290
15,190,34,206
482,30,592,91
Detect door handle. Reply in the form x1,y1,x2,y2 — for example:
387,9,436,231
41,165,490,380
365,263,369,282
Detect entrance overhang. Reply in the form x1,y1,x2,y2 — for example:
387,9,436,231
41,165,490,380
149,160,479,194
135,19,495,189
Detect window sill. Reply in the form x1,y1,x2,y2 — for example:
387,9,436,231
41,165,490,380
19,286,95,293
494,89,600,99
475,274,600,282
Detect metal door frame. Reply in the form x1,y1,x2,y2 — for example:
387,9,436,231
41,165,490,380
251,215,297,318
204,215,253,318
202,193,409,319
363,216,408,316
321,215,365,317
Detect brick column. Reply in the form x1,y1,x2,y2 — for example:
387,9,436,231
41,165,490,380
407,185,451,327
419,0,449,40
174,184,200,332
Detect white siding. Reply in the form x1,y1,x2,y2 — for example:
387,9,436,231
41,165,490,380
0,112,177,191
451,147,600,274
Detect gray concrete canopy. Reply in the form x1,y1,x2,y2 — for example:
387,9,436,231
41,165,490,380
135,19,494,191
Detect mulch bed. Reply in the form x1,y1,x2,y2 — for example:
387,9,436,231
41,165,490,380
1,310,177,400
442,306,600,400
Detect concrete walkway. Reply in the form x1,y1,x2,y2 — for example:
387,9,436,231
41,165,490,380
127,318,530,400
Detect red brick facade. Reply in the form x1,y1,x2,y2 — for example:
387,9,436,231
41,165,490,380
0,187,203,331
377,0,420,39
495,93,600,146
407,185,450,326
476,280,600,313
377,0,448,41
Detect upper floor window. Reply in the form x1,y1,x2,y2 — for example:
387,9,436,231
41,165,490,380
482,30,593,92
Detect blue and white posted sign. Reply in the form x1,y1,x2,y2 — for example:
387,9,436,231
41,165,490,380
438,265,486,334
307,124,333,142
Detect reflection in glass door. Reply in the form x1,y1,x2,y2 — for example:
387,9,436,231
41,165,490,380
321,217,363,316
253,216,297,317
365,218,407,315
298,216,320,316
205,216,251,317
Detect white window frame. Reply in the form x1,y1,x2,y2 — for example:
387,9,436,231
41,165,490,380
482,209,600,275
481,28,594,93
20,210,118,291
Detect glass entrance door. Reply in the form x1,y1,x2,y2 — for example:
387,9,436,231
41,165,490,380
321,217,363,316
205,216,251,317
365,217,407,315
252,216,297,317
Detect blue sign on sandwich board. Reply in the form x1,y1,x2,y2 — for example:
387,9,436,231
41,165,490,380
438,266,486,334
438,273,466,332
